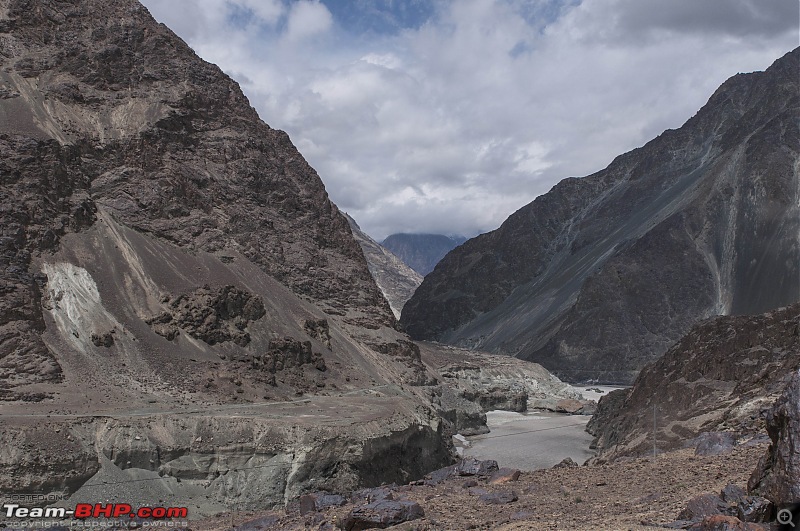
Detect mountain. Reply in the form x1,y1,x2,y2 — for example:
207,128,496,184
0,0,448,513
587,303,800,461
0,0,579,516
401,48,800,384
381,233,467,275
345,214,423,319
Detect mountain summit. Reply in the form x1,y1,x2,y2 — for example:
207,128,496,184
401,48,800,384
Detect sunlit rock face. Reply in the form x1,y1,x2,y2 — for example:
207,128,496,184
402,48,800,384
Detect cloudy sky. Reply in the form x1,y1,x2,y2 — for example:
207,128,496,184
140,0,798,241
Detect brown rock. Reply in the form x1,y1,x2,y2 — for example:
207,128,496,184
479,490,518,505
691,515,767,530
555,399,584,414
553,457,578,469
678,493,730,520
342,499,424,530
748,369,800,505
488,467,521,485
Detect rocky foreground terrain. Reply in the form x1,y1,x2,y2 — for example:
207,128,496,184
401,48,800,384
194,366,800,530
588,303,800,461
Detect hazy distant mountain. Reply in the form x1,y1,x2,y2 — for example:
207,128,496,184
381,233,467,275
401,48,800,384
345,215,423,319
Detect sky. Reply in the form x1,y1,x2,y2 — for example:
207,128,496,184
139,0,798,241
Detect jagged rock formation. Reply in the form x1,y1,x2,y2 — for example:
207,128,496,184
381,233,466,276
587,303,800,461
749,368,800,505
0,0,396,399
346,214,422,319
401,48,800,383
145,285,266,346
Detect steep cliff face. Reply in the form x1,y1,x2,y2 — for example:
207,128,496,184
587,303,800,461
345,214,423,319
0,0,395,398
401,48,800,383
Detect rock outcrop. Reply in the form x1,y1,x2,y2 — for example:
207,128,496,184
587,304,800,461
401,48,800,384
381,233,466,276
748,368,800,505
346,214,422,319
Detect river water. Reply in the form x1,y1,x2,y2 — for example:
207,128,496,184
459,386,622,470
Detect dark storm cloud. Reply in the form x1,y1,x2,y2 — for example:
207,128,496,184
613,0,798,40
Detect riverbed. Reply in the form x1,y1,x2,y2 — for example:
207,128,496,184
459,386,623,470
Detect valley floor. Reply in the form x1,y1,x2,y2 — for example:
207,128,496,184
192,442,766,530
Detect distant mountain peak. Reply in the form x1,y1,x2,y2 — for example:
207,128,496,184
381,233,467,276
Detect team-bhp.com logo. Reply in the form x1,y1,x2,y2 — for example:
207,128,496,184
4,503,188,519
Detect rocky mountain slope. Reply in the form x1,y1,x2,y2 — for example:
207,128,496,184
381,233,466,275
0,0,584,518
401,48,800,383
345,214,422,319
587,303,800,461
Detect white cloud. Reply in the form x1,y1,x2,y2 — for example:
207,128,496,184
139,0,798,241
285,0,333,42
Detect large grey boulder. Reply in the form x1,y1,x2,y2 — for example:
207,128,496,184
748,369,800,504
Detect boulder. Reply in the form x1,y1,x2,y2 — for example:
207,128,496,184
350,486,394,504
695,432,738,456
748,369,800,505
299,492,347,515
735,496,772,523
720,484,746,504
488,467,521,485
555,399,584,414
455,457,499,476
479,491,518,504
677,493,730,520
552,457,578,468
342,500,424,530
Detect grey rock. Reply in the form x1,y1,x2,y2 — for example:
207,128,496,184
479,490,518,504
455,457,499,476
735,496,772,523
695,432,738,456
342,499,424,530
720,484,747,504
553,457,578,468
299,492,347,515
748,369,800,505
